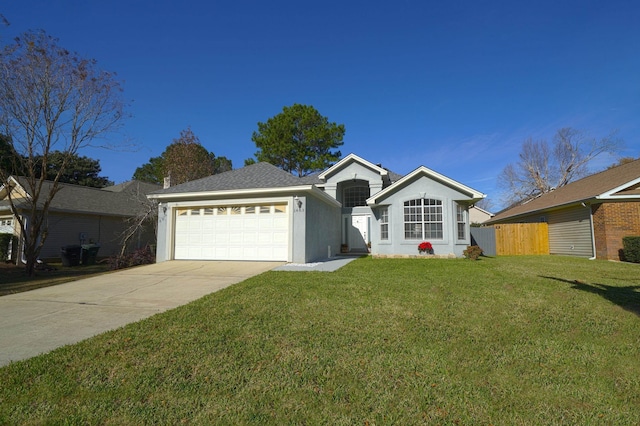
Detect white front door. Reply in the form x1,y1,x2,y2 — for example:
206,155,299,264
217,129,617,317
347,215,369,251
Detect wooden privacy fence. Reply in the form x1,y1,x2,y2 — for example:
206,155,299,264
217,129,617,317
494,223,549,255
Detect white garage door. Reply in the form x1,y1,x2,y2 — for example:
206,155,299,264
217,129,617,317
174,204,289,261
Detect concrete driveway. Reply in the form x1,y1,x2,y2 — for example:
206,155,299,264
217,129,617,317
0,260,281,367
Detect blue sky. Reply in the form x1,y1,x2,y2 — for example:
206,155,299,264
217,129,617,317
2,1,639,209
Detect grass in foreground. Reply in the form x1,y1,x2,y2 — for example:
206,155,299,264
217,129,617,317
1,256,639,424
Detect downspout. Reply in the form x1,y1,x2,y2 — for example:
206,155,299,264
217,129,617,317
585,202,597,260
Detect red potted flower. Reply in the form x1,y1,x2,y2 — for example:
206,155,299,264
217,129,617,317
418,241,433,254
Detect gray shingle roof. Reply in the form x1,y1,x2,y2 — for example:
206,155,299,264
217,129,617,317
489,158,640,222
149,159,407,196
2,178,161,217
152,162,311,194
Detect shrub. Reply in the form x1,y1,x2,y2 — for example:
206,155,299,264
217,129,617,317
0,233,12,262
108,246,155,270
463,245,483,260
622,236,640,263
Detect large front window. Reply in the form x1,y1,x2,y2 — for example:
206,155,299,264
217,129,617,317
404,198,443,239
343,185,370,207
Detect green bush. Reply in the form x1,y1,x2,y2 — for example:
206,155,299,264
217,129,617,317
622,236,640,263
0,233,12,262
463,245,483,260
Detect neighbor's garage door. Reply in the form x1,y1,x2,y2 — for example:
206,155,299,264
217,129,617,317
174,204,289,261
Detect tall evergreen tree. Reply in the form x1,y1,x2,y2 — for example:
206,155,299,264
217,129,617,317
249,104,345,176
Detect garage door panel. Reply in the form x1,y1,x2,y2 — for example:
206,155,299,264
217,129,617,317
273,217,288,227
273,231,288,244
243,232,258,243
242,247,258,258
201,247,215,259
174,204,289,261
229,232,243,244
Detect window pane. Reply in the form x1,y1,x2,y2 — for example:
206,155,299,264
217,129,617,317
245,206,256,214
343,185,371,207
457,204,466,240
404,198,443,240
218,207,228,215
259,206,270,214
380,207,389,240
274,204,287,213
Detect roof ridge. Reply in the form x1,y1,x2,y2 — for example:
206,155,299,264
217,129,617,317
489,157,640,222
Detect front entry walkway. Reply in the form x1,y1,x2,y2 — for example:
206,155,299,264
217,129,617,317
0,261,281,367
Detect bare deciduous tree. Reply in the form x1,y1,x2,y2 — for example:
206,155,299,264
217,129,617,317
118,187,159,257
0,30,127,275
499,128,622,206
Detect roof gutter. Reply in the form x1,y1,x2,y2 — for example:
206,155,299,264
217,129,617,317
487,197,600,225
148,184,342,207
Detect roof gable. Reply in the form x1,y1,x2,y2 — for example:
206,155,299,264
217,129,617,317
367,165,485,205
490,158,640,222
318,153,388,181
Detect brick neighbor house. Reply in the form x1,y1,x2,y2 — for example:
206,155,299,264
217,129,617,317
487,158,640,260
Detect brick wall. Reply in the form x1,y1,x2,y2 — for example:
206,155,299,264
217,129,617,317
592,202,640,260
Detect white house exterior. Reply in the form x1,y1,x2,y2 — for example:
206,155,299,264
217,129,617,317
149,154,486,263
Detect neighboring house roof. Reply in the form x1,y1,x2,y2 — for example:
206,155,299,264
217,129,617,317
488,158,640,223
367,165,486,205
471,206,494,217
0,177,161,217
101,180,162,194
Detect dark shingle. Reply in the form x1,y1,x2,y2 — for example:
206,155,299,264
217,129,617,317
3,178,160,217
490,158,640,222
153,162,308,194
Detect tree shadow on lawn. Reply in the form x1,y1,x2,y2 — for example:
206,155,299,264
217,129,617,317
540,276,640,317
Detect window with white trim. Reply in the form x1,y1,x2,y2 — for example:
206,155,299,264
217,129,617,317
380,207,389,240
404,198,443,239
456,204,466,240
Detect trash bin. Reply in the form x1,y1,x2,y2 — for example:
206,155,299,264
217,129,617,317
81,244,100,265
61,245,82,266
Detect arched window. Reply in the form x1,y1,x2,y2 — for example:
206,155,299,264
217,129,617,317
404,198,443,239
343,185,370,207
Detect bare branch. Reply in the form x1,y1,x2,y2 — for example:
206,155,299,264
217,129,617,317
0,31,128,275
499,128,623,207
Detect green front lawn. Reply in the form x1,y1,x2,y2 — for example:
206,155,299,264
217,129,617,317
1,256,639,424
